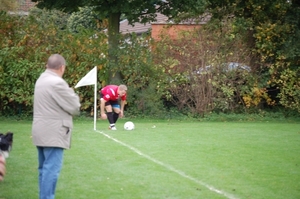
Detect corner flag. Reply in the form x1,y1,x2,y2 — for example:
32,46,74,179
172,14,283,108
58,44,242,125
75,66,97,88
75,66,98,130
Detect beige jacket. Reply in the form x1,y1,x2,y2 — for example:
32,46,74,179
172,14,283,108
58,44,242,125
32,70,81,149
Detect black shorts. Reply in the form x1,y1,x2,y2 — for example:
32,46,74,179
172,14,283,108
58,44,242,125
100,93,120,108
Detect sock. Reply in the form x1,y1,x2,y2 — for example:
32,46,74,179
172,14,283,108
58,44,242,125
106,112,114,126
113,112,119,123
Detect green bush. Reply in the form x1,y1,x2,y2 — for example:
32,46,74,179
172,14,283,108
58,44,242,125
1,8,297,118
0,11,107,116
0,10,168,118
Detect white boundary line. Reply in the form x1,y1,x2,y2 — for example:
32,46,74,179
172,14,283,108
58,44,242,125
96,130,239,199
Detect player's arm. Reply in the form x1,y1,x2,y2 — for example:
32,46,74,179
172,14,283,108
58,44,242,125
120,100,126,112
100,98,108,119
100,98,106,115
120,100,126,118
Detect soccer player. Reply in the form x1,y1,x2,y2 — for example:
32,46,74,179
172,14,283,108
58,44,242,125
99,84,127,130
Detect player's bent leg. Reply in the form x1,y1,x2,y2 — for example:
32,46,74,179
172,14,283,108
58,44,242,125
113,112,120,123
104,105,116,129
106,112,115,128
105,105,113,112
112,107,121,123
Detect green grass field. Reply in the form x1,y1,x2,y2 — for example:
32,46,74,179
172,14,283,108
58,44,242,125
0,119,299,199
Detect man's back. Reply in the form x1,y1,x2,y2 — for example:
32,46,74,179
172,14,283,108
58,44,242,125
32,69,80,149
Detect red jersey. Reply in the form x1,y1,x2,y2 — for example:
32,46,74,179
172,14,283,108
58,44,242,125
100,85,126,101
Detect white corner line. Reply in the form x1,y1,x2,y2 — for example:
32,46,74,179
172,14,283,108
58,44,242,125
95,130,239,199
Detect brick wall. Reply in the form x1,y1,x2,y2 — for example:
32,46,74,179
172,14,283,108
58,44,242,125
17,0,36,12
151,24,202,40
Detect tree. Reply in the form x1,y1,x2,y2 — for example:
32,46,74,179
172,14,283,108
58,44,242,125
206,0,300,63
67,6,106,33
32,0,207,83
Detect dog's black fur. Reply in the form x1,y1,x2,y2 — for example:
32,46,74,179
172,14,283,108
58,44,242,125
0,132,13,156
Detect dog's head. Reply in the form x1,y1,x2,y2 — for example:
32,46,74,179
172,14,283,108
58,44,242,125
0,132,13,152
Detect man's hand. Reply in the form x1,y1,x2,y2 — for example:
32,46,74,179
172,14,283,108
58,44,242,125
0,155,6,181
119,110,124,118
101,113,107,120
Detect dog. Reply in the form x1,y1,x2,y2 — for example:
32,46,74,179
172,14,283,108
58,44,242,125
0,132,13,158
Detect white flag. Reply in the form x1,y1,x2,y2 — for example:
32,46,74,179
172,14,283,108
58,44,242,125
75,66,98,130
75,66,97,88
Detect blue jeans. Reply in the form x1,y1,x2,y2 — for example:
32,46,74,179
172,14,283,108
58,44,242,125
37,147,64,199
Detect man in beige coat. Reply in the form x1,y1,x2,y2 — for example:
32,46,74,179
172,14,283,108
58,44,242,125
32,54,81,199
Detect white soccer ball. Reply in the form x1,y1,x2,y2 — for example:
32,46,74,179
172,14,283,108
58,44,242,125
124,121,135,130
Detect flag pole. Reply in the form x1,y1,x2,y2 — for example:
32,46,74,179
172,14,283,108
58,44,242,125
74,66,97,130
93,66,97,131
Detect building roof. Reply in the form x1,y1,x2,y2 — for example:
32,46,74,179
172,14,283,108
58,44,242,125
120,13,169,35
120,13,210,34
